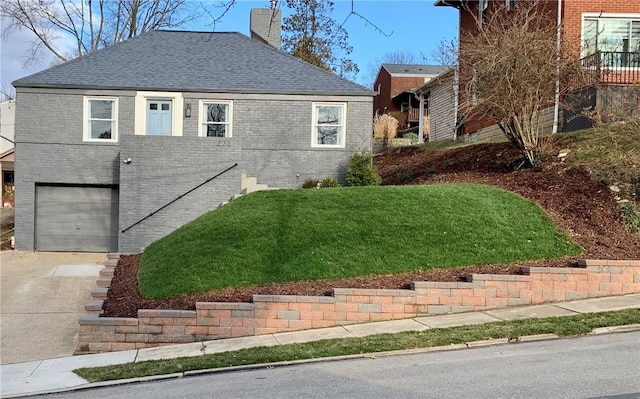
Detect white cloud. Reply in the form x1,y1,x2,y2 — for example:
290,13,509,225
1,28,55,87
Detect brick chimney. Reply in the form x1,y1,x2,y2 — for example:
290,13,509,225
250,7,281,50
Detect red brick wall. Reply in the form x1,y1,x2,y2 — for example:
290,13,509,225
373,68,392,116
373,68,428,116
77,259,640,354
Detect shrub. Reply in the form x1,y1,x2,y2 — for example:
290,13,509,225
344,151,382,187
319,177,340,188
302,179,320,189
373,114,399,139
618,201,640,235
403,132,418,141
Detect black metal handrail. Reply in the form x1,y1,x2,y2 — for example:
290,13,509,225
581,51,640,85
121,163,238,233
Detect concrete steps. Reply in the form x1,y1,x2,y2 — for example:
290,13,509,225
217,171,271,209
241,171,269,194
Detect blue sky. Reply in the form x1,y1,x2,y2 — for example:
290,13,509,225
0,0,458,90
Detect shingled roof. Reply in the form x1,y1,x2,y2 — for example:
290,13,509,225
13,30,373,96
382,64,450,76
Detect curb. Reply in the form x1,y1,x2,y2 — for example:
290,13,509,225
5,324,639,398
590,324,640,335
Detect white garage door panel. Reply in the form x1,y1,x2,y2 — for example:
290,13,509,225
35,185,119,252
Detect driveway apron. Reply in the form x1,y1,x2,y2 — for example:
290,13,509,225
0,251,106,364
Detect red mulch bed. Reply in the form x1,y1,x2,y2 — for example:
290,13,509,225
0,240,12,251
103,142,640,318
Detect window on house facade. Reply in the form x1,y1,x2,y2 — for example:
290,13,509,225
84,97,118,142
199,101,233,137
312,103,346,147
583,15,640,65
506,0,516,10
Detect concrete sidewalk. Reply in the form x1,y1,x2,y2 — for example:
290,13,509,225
2,293,638,398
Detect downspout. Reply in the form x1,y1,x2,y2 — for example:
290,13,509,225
418,92,425,144
453,69,459,140
552,0,563,134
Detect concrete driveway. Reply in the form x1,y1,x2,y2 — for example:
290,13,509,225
0,251,106,364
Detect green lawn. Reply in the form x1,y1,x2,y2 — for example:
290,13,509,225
139,183,581,299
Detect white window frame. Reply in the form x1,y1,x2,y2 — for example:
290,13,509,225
311,102,347,148
83,96,118,143
134,91,184,136
198,100,233,137
581,13,640,58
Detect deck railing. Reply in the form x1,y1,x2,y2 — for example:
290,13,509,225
581,51,640,85
407,108,428,122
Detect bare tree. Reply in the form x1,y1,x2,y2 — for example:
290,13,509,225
430,37,457,68
1,0,202,65
282,0,358,79
1,82,16,101
457,0,589,166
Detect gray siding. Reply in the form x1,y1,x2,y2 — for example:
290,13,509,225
16,89,372,252
475,106,557,142
429,77,457,142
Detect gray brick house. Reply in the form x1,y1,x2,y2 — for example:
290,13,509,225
12,9,374,253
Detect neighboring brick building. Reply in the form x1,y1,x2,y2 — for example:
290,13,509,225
435,0,640,137
12,9,374,253
372,64,449,128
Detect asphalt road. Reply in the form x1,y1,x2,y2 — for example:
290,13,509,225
28,332,640,399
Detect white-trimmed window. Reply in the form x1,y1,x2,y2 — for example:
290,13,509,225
84,97,118,142
311,103,346,148
134,91,184,136
582,14,640,59
199,100,233,137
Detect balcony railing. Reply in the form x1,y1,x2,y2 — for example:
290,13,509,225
407,107,428,122
581,51,640,85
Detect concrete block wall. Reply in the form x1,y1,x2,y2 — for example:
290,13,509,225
76,259,640,354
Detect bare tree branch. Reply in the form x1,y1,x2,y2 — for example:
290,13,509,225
1,0,213,67
457,0,591,166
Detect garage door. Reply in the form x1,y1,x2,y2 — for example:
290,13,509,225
35,185,119,252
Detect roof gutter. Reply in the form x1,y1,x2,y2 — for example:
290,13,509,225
434,0,463,9
12,83,376,98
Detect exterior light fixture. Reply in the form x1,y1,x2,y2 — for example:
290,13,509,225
185,103,192,118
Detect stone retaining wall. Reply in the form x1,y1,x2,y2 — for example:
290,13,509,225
76,257,640,354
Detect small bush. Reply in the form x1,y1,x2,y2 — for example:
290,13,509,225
618,201,640,235
319,177,340,188
398,170,412,182
302,179,320,189
344,151,382,187
403,132,418,141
